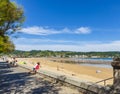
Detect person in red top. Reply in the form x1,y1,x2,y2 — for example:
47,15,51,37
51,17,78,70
33,62,40,74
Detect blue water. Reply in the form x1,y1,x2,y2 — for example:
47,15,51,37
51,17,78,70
78,58,113,61
80,63,112,68
78,58,113,68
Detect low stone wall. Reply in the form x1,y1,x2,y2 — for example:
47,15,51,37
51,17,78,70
18,64,111,94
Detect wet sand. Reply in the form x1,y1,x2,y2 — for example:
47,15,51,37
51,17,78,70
17,58,113,85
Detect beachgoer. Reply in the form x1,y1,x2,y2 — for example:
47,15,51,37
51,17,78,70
12,57,17,66
33,62,40,74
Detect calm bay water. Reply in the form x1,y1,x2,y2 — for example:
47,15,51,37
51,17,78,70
79,58,113,61
79,58,113,68
80,63,112,68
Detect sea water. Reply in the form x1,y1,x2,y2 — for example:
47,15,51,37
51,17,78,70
79,58,113,61
79,58,112,68
80,63,112,68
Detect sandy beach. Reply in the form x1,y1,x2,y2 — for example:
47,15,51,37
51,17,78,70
17,57,113,85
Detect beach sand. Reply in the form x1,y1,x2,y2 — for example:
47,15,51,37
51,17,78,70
17,58,113,85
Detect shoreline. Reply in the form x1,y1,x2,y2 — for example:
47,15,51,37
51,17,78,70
49,57,112,64
17,57,113,85
80,63,112,68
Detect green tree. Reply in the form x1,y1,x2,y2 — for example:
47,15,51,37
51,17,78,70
0,36,15,53
0,0,24,53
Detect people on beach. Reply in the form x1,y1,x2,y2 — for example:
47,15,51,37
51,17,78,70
9,57,17,67
13,57,17,66
32,62,40,74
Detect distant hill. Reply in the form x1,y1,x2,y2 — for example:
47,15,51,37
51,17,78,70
4,50,120,58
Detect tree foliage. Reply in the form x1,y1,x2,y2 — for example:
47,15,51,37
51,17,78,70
0,36,15,53
0,0,24,53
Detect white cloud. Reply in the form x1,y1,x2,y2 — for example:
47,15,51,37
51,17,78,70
13,38,75,44
83,41,120,51
15,42,120,51
18,26,91,35
75,27,91,34
14,38,120,51
19,26,61,35
13,37,102,45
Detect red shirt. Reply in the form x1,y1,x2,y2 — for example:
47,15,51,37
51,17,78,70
35,64,40,70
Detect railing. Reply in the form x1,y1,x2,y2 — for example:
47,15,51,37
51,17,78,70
95,77,113,86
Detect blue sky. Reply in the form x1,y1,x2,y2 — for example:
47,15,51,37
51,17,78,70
11,0,120,51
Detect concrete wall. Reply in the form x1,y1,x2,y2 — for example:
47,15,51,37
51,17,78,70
19,64,111,94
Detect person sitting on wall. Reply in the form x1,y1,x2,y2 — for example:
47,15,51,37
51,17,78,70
29,62,40,74
33,62,40,73
12,57,18,67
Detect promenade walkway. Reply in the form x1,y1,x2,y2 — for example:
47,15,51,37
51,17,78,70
0,61,80,94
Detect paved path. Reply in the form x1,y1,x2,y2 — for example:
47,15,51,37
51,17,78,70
0,62,81,94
